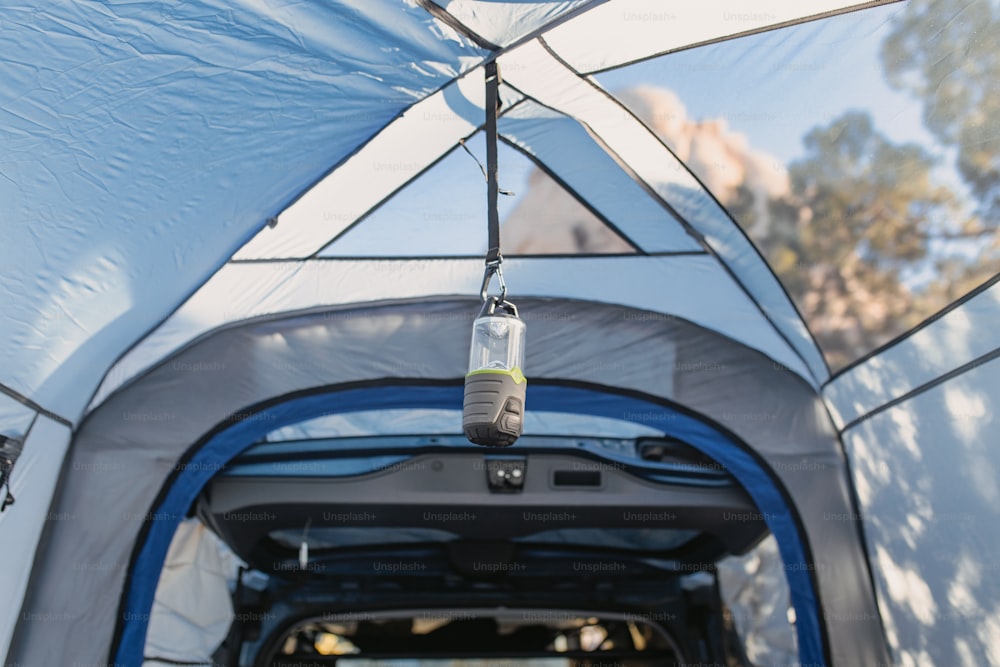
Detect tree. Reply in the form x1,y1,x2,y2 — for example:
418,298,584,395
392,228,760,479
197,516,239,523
734,0,1000,370
735,111,969,370
882,0,1000,219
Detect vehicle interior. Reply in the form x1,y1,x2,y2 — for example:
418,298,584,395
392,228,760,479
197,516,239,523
196,433,772,666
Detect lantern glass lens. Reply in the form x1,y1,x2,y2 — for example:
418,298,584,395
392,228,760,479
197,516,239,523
468,315,525,373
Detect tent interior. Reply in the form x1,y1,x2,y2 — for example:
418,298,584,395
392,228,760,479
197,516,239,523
2,1,999,666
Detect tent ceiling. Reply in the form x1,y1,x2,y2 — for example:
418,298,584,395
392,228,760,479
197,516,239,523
3,0,889,423
431,0,600,48
232,71,507,260
0,0,487,422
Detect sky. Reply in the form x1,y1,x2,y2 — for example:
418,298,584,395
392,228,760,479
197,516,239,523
596,3,937,164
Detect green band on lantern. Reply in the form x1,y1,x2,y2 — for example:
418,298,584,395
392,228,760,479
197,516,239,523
465,367,527,384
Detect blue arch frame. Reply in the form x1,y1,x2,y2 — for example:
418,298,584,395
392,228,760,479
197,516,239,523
114,382,825,666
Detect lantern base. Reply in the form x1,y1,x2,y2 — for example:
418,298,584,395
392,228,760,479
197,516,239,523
462,369,526,447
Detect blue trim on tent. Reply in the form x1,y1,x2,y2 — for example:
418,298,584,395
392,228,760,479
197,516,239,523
114,383,824,666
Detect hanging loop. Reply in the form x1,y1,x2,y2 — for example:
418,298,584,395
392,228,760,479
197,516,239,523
477,61,515,311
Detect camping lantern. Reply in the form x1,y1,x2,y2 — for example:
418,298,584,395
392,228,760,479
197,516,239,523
463,292,526,447
462,61,527,447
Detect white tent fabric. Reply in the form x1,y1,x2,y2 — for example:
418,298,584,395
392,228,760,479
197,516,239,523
843,358,1000,667
829,279,1000,667
432,0,596,47
824,278,1000,429
717,535,797,666
0,394,35,442
542,0,875,73
142,519,241,666
233,72,508,260
0,1,486,423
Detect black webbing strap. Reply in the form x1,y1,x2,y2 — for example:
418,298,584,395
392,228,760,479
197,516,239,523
485,60,501,266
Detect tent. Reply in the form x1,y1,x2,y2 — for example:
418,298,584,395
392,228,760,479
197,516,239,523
1,1,998,665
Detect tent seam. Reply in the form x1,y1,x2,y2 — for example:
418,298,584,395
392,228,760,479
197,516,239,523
416,0,501,50
502,72,822,385
82,293,799,420
839,344,1000,433
0,384,71,428
825,270,1000,385
568,0,904,75
532,36,830,384
232,252,707,263
496,134,647,254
